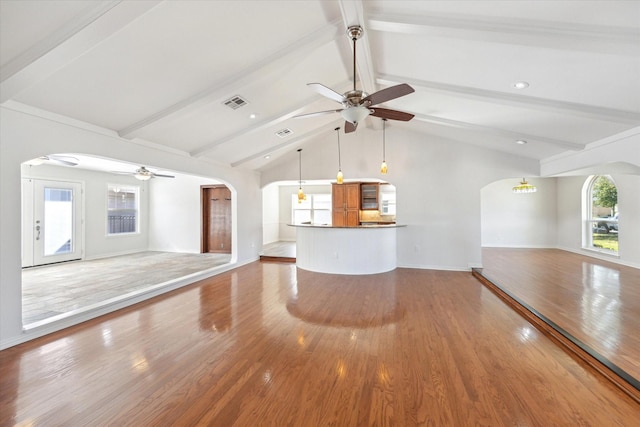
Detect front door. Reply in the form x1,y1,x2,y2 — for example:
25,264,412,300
202,185,232,254
22,179,83,267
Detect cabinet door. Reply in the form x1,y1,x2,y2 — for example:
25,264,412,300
360,183,379,210
332,210,345,227
346,209,359,226
332,184,346,210
345,183,360,209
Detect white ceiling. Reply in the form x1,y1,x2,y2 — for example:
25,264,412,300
2,0,639,172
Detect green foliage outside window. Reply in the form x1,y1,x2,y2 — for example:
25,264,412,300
592,176,617,214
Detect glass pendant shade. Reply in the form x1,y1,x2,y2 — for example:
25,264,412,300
336,170,344,184
341,105,370,124
297,187,305,203
512,178,537,193
380,160,388,174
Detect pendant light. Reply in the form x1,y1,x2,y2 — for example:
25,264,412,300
512,178,537,193
297,148,306,203
335,127,344,184
380,118,388,174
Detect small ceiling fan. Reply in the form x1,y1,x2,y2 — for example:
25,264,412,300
111,166,175,181
295,25,415,133
26,155,79,167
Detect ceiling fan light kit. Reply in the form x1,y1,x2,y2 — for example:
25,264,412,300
112,166,175,180
134,170,153,181
341,105,370,124
295,25,415,133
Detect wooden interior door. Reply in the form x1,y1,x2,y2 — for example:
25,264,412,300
202,186,232,254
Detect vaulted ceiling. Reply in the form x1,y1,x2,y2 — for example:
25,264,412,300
2,0,639,172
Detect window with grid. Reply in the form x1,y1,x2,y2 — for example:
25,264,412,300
584,175,618,254
291,194,332,225
107,185,139,234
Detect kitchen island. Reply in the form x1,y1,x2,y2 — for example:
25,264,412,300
290,224,403,275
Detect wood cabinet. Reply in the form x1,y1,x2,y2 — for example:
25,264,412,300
332,183,360,226
360,183,379,210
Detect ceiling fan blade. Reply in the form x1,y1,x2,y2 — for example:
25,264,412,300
307,83,345,103
110,171,134,175
293,109,342,119
362,83,415,107
370,108,415,121
344,121,358,133
49,158,78,167
42,155,78,166
153,173,175,178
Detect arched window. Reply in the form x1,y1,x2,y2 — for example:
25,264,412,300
583,175,618,254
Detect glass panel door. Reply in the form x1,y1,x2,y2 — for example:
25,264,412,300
30,180,83,266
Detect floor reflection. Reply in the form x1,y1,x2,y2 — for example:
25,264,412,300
199,273,234,332
286,268,405,328
581,262,621,353
480,247,639,386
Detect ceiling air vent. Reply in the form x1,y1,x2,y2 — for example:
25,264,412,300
223,95,248,110
275,128,293,138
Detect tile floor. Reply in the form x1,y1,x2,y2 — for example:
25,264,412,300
22,251,231,325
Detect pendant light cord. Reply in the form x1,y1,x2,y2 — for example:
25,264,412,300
336,127,342,170
297,148,302,188
382,119,386,161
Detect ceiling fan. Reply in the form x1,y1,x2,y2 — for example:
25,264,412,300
111,166,175,181
295,25,415,133
26,155,78,167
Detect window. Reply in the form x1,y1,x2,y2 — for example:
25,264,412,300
107,185,139,234
291,194,332,225
583,175,618,254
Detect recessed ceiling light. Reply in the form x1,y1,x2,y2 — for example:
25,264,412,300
264,155,270,159
249,113,256,119
515,139,527,145
513,81,529,89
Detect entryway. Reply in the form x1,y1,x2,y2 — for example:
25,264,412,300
21,178,83,267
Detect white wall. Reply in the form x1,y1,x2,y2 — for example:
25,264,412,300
261,126,539,270
148,174,223,253
0,106,262,349
481,178,557,248
262,182,279,245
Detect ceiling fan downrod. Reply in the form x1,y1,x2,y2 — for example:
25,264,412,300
347,26,363,93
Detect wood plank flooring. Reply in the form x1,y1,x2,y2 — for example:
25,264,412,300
480,248,640,388
1,262,638,426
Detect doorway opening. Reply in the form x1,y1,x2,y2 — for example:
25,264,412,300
22,178,83,267
21,154,234,327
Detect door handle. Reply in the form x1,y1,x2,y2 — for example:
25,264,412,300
35,225,41,240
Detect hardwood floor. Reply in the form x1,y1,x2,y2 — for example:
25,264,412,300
1,262,638,426
479,248,640,390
